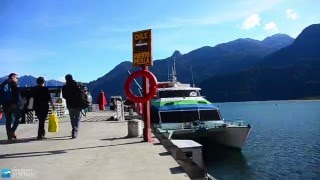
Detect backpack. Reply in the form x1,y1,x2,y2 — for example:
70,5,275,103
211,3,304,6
79,89,90,109
0,82,14,106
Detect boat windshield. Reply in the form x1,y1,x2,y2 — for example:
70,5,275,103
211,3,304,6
160,110,222,123
158,90,200,98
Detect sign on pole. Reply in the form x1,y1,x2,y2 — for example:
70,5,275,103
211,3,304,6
132,29,152,67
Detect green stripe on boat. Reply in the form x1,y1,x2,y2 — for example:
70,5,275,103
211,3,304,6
151,99,212,107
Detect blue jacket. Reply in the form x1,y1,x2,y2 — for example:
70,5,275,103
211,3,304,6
0,79,20,111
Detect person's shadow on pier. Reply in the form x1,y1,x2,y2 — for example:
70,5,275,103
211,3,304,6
0,137,37,145
0,149,67,159
0,140,143,159
100,136,130,141
46,135,73,141
0,136,73,144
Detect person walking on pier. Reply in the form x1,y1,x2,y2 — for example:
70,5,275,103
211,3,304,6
31,77,55,140
62,74,82,139
0,73,21,141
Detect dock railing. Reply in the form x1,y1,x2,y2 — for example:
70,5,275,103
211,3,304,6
25,103,68,123
114,100,125,121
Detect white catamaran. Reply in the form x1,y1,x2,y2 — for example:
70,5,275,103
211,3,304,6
151,61,251,149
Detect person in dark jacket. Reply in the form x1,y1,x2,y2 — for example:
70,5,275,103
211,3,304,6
0,73,21,140
62,74,82,138
31,77,55,140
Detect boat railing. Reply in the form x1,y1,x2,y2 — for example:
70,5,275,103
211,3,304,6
224,119,251,127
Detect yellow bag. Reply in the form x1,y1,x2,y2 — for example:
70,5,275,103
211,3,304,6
48,111,59,132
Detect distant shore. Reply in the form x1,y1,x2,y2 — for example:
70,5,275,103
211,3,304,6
297,96,320,100
213,98,320,104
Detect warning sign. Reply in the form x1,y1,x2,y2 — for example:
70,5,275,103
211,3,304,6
132,29,152,67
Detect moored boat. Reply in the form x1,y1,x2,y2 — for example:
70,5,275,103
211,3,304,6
151,64,251,149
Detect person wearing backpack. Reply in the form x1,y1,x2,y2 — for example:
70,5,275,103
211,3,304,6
62,74,82,139
31,77,55,140
0,73,21,140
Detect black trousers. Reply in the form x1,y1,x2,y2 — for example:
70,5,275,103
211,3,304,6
3,104,21,138
20,108,28,124
35,110,48,138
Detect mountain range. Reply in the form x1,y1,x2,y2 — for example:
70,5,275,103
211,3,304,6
86,32,296,102
200,23,320,102
0,75,64,87
88,23,320,103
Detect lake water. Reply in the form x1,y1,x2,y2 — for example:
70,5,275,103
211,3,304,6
205,100,320,179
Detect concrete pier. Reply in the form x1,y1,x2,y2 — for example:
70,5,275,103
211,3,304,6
0,111,189,180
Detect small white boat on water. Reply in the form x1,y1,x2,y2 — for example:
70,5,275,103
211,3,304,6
151,63,251,150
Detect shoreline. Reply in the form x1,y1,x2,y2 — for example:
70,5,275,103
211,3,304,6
213,98,320,104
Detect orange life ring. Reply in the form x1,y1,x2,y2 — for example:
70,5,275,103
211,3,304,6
125,70,158,103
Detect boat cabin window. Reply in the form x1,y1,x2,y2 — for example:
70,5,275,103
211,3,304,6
158,90,200,98
160,111,199,123
199,110,221,120
160,109,222,123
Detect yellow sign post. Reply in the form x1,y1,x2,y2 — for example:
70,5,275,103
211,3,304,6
131,29,153,142
132,29,152,67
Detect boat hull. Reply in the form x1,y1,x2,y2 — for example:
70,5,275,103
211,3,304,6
210,127,251,149
170,127,251,150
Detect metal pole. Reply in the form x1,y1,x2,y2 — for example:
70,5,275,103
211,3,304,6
142,66,152,142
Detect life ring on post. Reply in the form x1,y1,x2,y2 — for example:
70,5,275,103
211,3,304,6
125,70,158,103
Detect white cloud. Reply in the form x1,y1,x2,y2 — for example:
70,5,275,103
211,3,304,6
241,14,261,29
152,0,284,30
57,77,66,82
286,9,298,20
96,0,284,32
264,22,278,31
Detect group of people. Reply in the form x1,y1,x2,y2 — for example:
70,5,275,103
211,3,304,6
0,73,84,141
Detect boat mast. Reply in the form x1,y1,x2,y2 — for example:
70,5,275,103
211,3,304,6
171,57,177,83
191,66,195,87
167,58,170,80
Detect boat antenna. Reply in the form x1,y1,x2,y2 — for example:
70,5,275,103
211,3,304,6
167,58,170,80
171,57,177,83
126,70,143,96
191,66,195,87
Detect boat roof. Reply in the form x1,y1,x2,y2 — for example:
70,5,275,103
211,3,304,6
110,96,122,99
19,86,63,89
19,86,63,93
158,87,201,91
158,104,219,112
152,97,218,112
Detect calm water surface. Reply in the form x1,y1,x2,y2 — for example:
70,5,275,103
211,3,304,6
205,100,320,179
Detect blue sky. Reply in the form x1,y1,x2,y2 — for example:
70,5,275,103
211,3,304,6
0,0,319,82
